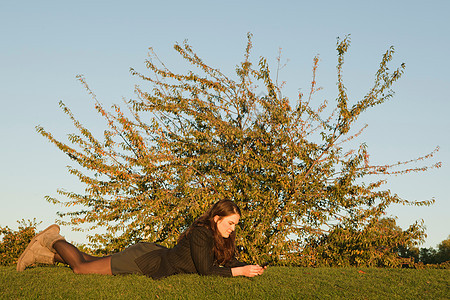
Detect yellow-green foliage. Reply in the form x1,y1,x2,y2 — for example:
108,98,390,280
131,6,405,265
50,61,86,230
300,218,425,267
0,219,40,266
36,35,440,265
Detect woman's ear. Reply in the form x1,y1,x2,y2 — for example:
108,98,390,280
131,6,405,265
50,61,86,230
213,215,220,223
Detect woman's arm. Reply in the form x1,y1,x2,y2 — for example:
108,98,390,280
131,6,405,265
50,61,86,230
189,226,266,277
231,265,266,277
188,226,234,277
227,256,266,276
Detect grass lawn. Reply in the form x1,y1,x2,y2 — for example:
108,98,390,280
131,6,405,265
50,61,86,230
1,265,449,299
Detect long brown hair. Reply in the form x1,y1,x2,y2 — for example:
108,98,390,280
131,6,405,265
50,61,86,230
180,199,241,265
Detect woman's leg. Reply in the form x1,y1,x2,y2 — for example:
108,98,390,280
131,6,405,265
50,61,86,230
53,240,112,275
55,250,108,263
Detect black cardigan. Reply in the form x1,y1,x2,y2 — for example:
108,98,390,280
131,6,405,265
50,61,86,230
134,226,247,279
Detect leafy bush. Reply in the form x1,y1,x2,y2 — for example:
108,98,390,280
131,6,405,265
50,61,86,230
299,218,425,267
0,219,41,266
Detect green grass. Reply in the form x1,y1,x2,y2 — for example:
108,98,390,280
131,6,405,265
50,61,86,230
1,266,449,299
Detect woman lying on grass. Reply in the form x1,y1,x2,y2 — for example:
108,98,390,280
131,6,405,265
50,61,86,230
16,199,266,279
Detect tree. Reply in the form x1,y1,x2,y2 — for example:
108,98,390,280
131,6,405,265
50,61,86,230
436,236,450,263
418,236,450,265
36,34,440,263
419,247,438,265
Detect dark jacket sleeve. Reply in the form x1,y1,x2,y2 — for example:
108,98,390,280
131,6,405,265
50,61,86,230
189,226,238,277
225,257,248,268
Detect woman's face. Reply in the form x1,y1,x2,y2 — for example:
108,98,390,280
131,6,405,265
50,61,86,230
214,213,240,238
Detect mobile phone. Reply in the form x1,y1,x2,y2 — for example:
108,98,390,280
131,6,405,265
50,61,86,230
260,261,269,267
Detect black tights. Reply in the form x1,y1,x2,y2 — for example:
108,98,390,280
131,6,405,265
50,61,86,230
53,240,112,275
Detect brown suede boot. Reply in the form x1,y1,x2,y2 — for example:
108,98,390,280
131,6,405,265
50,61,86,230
16,239,55,271
38,229,66,253
16,224,62,272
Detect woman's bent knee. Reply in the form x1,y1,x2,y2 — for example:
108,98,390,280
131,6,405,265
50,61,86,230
71,265,84,274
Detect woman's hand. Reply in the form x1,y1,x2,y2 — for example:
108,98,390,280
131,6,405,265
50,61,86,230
231,265,266,277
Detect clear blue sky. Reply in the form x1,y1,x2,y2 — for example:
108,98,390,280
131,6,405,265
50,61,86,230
1,0,448,248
